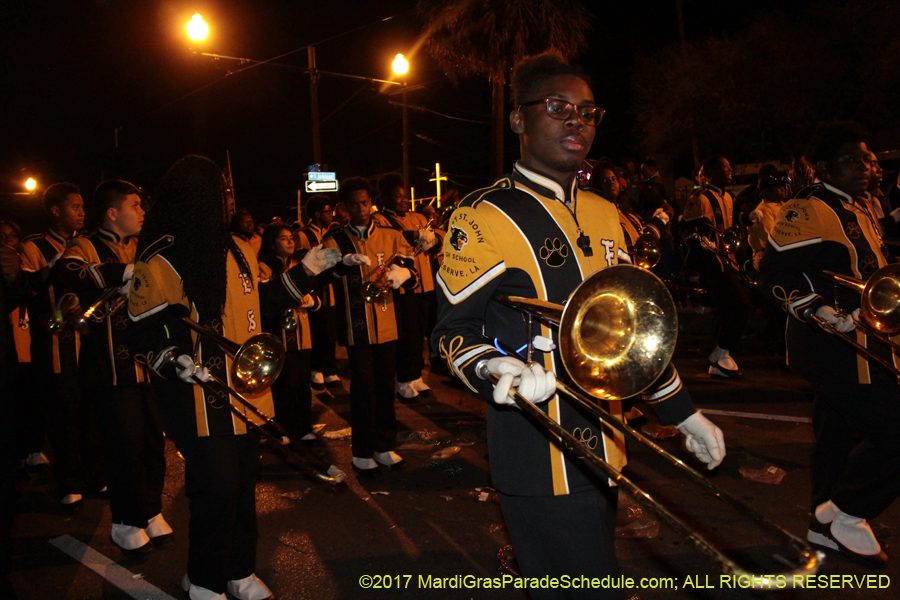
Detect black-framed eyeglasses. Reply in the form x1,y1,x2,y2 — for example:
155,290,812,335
517,98,606,126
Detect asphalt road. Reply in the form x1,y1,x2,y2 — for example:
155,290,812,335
8,310,899,600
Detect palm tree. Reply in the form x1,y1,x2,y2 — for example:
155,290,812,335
416,0,591,178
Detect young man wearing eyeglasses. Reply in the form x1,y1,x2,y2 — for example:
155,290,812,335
759,121,900,568
432,54,724,598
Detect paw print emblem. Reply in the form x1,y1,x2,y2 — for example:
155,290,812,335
353,318,366,330
114,314,129,330
206,355,224,373
115,345,130,360
539,238,569,267
862,254,878,273
845,222,861,239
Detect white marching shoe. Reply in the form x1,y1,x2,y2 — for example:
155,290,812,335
182,574,226,600
110,523,153,554
396,381,419,401
807,500,888,567
409,377,432,397
373,450,405,470
25,452,50,467
146,513,174,543
227,573,275,600
708,345,742,379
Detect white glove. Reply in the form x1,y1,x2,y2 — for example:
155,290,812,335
388,264,411,289
699,236,717,252
415,228,437,252
676,412,725,469
299,294,316,309
342,253,371,267
484,356,556,407
175,354,210,383
301,245,342,275
815,305,856,333
652,207,670,225
748,209,762,224
891,206,900,224
122,263,134,281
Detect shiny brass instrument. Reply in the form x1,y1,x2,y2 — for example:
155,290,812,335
46,292,81,335
631,229,661,270
485,265,822,586
808,265,900,377
173,316,345,485
68,285,127,333
362,217,434,303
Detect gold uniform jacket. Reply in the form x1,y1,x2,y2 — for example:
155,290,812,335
52,228,149,386
20,229,80,374
258,258,318,352
322,222,418,346
432,163,695,497
758,182,895,384
372,210,443,294
295,224,335,306
128,235,318,436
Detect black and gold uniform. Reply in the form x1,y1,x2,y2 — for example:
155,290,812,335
128,233,318,590
297,222,340,385
373,208,443,390
259,257,320,440
20,230,104,498
52,227,164,531
432,163,696,588
323,221,418,459
683,183,751,366
758,181,900,521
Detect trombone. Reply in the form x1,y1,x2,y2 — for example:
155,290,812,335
171,316,346,486
808,264,900,378
485,265,821,586
362,217,434,303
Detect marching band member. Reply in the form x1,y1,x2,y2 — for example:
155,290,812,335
432,54,724,599
759,121,900,568
373,172,441,401
683,155,752,379
296,195,342,390
52,180,172,554
127,155,340,600
20,183,104,511
323,177,419,473
258,223,320,443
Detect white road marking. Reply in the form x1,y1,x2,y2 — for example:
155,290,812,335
49,535,177,600
700,408,812,423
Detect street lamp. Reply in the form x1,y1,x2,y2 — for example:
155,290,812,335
187,14,208,42
25,178,36,191
392,54,409,76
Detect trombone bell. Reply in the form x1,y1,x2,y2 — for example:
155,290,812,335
231,334,285,397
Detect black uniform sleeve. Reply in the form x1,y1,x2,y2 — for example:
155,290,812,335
258,263,319,320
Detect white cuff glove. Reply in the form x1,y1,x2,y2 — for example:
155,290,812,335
415,228,437,252
652,207,670,225
301,245,342,275
891,206,900,224
748,209,762,224
175,354,210,383
122,263,134,281
676,412,725,469
483,357,556,407
299,294,316,309
342,253,371,267
815,305,857,333
388,264,411,289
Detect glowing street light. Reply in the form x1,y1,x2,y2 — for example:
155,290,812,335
392,54,409,76
187,14,208,41
25,178,36,191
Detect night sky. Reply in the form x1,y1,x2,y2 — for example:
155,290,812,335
1,0,810,226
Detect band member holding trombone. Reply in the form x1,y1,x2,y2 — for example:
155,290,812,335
52,180,173,554
20,183,103,511
683,155,752,379
127,155,341,600
323,177,419,473
432,54,724,598
759,121,899,567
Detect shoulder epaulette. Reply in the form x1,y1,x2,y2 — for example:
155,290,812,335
21,233,43,243
138,235,175,263
460,177,513,209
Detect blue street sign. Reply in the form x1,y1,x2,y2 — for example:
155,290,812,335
308,172,336,181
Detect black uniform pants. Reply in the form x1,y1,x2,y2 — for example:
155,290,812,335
394,293,424,383
152,380,261,594
808,380,900,518
270,349,312,439
45,372,105,497
700,268,750,351
347,342,397,458
13,363,45,458
96,385,166,526
498,487,622,600
309,306,338,377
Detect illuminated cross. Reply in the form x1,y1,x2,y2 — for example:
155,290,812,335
429,163,448,207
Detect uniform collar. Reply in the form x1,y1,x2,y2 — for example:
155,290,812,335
48,228,74,245
822,181,854,205
513,162,578,207
707,183,725,195
98,226,133,245
307,223,323,236
381,208,403,218
347,220,376,240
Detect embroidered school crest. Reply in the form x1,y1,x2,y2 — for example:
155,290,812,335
449,227,469,251
785,210,800,223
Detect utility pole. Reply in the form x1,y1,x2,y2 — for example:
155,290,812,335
308,46,322,164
